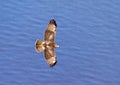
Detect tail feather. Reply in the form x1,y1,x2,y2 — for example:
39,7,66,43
35,39,45,53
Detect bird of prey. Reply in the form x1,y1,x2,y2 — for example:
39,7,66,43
35,19,59,67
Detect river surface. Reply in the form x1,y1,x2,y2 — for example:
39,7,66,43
0,0,120,85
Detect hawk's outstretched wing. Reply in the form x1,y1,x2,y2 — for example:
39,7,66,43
44,19,57,42
44,46,57,67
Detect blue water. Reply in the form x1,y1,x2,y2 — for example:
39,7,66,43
0,0,120,85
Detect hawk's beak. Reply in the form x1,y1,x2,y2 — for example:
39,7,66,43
55,44,59,48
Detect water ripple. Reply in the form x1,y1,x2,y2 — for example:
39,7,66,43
0,0,120,85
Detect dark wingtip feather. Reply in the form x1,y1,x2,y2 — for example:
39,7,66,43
49,19,57,27
50,60,57,67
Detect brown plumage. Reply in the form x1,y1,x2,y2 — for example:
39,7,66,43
35,19,59,67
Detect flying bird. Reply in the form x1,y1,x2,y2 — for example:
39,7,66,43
35,19,59,67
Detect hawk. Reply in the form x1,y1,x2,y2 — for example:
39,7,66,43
35,19,59,67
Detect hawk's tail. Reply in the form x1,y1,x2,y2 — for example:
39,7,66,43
35,39,45,53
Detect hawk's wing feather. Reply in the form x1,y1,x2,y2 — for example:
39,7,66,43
44,20,57,42
44,19,57,67
44,30,55,42
44,47,57,67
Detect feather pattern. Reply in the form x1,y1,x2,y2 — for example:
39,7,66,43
35,19,58,67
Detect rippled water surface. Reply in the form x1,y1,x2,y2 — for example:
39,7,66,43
0,0,120,85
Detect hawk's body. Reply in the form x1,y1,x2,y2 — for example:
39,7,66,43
35,19,59,67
